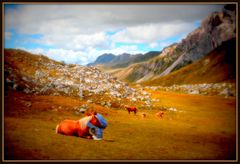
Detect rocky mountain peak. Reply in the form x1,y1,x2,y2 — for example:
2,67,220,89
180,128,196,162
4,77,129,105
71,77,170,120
178,5,236,62
110,5,236,84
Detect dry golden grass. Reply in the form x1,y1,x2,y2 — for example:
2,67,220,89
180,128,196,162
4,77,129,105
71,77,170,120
4,89,236,161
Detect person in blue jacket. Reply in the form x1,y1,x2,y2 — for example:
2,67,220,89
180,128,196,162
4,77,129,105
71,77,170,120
87,113,107,140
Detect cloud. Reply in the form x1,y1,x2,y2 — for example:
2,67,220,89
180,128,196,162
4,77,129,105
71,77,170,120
111,21,196,44
71,32,110,50
22,47,45,55
5,4,223,34
149,42,158,48
5,32,12,40
46,49,89,65
22,48,91,65
5,4,224,65
34,32,110,50
22,45,144,66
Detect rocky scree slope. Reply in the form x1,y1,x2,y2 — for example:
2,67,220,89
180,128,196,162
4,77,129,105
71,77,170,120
4,49,152,108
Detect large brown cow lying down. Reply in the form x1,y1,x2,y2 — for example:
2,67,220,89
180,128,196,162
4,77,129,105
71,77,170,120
56,112,102,139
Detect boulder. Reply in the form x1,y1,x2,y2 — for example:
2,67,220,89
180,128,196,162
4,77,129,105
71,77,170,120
87,99,93,103
79,108,87,113
219,88,233,97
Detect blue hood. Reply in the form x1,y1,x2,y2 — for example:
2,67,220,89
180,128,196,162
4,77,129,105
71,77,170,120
96,113,108,129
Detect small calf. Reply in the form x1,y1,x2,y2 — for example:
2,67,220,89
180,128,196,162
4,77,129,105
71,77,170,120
156,111,164,118
141,112,146,118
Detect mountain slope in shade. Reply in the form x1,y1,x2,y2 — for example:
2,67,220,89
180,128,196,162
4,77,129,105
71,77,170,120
92,53,116,64
141,38,236,86
111,51,161,68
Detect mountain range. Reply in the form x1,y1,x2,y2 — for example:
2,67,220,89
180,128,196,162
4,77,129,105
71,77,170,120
88,51,161,69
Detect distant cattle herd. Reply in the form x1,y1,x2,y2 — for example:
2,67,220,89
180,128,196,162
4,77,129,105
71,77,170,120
124,105,164,119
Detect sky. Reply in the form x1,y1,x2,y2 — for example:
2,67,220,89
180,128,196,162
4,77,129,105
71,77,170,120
4,4,224,65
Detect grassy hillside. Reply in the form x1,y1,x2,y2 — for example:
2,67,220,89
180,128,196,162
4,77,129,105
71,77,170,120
4,49,64,79
142,38,236,86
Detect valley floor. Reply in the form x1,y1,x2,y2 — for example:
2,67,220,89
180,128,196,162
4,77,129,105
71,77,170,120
3,89,236,161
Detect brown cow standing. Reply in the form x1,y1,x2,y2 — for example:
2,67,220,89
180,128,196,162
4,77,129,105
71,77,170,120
124,105,137,115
